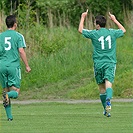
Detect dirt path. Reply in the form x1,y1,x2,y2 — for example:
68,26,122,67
0,98,132,105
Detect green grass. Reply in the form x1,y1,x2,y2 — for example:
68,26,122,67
0,102,132,133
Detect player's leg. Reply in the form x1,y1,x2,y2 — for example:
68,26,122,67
3,66,21,121
99,83,106,110
104,63,116,115
105,67,114,113
0,66,12,120
94,65,107,116
104,63,116,97
3,88,13,121
105,80,113,100
3,86,19,121
94,64,110,117
99,83,111,117
7,66,20,99
105,80,113,113
7,86,19,99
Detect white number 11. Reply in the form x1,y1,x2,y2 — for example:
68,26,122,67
98,35,111,50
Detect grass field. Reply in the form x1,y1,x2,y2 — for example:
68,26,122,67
0,101,132,133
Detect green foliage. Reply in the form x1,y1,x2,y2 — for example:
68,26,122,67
35,0,132,27
16,3,38,32
20,28,93,90
0,0,132,28
17,27,133,100
19,25,82,55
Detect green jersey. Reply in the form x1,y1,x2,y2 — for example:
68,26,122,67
82,28,124,64
0,30,26,67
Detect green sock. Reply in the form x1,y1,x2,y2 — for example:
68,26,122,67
100,93,106,110
106,88,113,99
5,101,13,120
7,90,18,99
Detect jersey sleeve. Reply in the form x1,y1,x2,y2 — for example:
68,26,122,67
111,29,124,38
17,33,26,48
82,29,94,39
0,34,6,56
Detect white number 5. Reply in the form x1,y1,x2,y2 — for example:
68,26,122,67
5,37,11,50
98,35,111,50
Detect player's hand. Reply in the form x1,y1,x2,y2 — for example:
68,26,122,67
26,66,31,73
109,12,116,21
81,9,88,18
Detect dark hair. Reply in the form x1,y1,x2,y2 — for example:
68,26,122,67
5,15,16,28
95,15,106,27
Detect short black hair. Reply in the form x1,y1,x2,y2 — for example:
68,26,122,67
95,15,106,27
5,15,16,28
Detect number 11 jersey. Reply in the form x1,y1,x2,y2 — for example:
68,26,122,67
82,28,124,64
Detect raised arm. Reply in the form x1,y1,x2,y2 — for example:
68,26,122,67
109,12,126,33
78,9,88,34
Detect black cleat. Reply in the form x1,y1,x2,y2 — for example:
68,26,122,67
3,91,9,107
8,118,13,121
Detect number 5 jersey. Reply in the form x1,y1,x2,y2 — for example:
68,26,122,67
0,30,26,67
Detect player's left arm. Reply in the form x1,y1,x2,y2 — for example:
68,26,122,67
78,9,88,34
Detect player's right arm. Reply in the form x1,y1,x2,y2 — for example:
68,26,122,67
109,12,126,33
78,9,88,34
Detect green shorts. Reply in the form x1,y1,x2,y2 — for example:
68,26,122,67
94,63,116,84
0,65,21,88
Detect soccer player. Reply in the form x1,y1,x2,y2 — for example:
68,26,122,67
0,15,31,121
78,10,126,117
